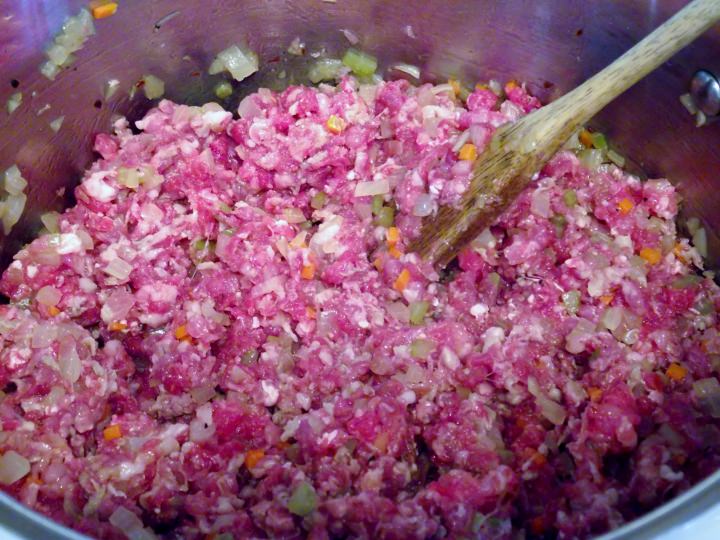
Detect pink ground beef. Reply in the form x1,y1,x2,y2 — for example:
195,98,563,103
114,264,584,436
0,77,719,540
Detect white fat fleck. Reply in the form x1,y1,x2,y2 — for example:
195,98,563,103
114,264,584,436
56,233,83,254
346,171,357,181
614,235,633,250
659,464,684,482
202,110,232,129
26,265,37,278
441,347,460,370
251,316,260,329
84,172,116,202
482,326,505,352
260,380,279,407
470,303,488,319
296,393,311,410
399,390,417,405
587,272,605,297
319,430,339,445
117,460,146,481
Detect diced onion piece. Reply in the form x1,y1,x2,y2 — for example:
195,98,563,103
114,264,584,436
601,306,623,332
530,189,551,218
109,507,158,540
693,227,708,258
4,165,27,195
117,167,140,189
58,337,81,383
105,79,120,100
354,179,389,197
104,257,133,280
287,481,318,516
308,58,344,84
40,61,61,80
679,93,698,115
607,149,626,168
209,45,259,82
566,319,595,354
142,74,165,99
412,194,434,217
391,63,421,80
2,193,26,234
386,301,410,323
32,323,57,348
101,289,135,323
40,211,61,233
49,116,65,133
0,451,30,486
528,377,567,425
36,286,62,306
693,377,720,418
46,43,71,66
6,92,22,114
686,217,701,236
287,37,305,56
283,207,306,224
342,48,377,77
578,148,603,170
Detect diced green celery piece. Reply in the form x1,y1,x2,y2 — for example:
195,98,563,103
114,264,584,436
342,48,377,77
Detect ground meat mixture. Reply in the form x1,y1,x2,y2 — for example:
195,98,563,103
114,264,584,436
1,77,719,540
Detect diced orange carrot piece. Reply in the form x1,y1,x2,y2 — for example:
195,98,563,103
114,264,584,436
109,321,127,332
103,424,122,441
532,451,547,467
599,294,614,306
48,306,61,317
386,227,400,245
306,307,317,319
579,129,594,148
666,363,687,381
175,325,189,340
505,80,519,92
458,143,477,162
326,115,346,134
301,263,316,280
245,449,265,469
373,256,383,271
475,83,489,90
587,387,603,402
639,247,662,265
617,198,634,215
91,1,118,19
393,269,411,292
388,245,403,259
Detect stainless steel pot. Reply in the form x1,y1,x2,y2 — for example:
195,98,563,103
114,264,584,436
0,1,719,538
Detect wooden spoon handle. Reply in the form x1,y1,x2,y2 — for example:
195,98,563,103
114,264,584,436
529,0,720,143
412,0,720,269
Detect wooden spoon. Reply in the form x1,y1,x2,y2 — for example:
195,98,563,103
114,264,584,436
410,0,720,269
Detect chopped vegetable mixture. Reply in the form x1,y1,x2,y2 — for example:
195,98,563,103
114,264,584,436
0,75,719,540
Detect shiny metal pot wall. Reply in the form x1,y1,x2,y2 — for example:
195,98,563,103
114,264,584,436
0,1,719,538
